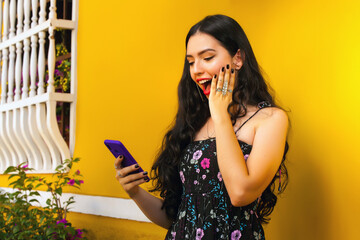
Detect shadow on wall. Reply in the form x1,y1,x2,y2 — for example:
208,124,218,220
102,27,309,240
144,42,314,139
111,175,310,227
268,141,333,240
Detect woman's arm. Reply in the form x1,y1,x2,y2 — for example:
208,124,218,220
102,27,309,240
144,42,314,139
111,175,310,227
131,187,172,229
209,66,289,207
115,157,172,229
214,108,288,206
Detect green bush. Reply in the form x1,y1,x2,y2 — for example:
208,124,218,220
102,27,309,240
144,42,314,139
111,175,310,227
0,158,86,240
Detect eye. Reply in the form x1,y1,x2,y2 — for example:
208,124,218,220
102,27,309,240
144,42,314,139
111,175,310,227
188,62,194,66
204,56,214,61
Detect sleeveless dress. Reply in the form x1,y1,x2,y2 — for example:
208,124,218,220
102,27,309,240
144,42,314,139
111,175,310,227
165,102,271,240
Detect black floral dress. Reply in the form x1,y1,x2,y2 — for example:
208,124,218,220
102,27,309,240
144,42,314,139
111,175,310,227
164,138,265,240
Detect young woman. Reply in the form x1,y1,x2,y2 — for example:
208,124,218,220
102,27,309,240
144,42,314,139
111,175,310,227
115,14,289,240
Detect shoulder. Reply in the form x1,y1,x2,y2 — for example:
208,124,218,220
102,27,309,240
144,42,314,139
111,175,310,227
256,107,289,130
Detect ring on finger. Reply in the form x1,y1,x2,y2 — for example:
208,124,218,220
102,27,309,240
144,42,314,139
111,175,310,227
222,89,228,95
222,87,228,95
114,164,121,169
117,172,123,177
228,89,233,93
216,88,222,92
222,82,228,95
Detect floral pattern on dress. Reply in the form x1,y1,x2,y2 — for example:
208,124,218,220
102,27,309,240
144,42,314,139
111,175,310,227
165,138,265,240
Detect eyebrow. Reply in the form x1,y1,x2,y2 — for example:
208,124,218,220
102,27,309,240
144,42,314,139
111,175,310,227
186,48,216,58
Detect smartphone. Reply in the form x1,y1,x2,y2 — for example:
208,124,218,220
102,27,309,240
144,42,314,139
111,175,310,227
104,139,149,181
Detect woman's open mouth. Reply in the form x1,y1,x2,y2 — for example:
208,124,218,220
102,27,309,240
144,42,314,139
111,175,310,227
197,78,212,95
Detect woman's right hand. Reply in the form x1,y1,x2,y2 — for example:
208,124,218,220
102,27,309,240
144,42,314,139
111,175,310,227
114,155,149,198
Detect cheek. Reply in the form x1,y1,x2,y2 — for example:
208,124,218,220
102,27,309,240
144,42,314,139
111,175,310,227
211,55,232,74
209,62,223,75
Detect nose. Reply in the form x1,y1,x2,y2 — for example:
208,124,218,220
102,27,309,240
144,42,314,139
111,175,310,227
193,60,204,76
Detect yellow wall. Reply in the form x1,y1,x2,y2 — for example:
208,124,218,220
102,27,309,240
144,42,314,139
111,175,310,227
2,0,360,239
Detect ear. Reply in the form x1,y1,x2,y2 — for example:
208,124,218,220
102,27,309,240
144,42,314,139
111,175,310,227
232,49,244,70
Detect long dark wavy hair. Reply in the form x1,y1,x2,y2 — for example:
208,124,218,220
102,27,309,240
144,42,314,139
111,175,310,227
150,14,289,225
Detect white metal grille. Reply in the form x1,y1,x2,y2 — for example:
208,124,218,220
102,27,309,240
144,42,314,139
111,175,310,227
0,0,78,173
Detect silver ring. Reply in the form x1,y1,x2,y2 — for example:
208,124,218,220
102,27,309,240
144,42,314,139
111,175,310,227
222,86,228,96
117,172,123,177
228,89,233,93
216,88,222,92
114,164,121,169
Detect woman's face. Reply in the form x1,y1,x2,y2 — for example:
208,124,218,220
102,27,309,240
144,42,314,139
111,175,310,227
186,32,238,97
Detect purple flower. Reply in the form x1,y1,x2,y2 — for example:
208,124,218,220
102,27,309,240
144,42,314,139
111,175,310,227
200,158,210,169
180,171,185,183
196,168,200,173
79,180,84,184
67,179,75,186
231,230,242,240
171,231,176,240
75,169,80,175
244,154,249,161
196,228,204,240
194,180,198,185
193,150,203,160
202,174,206,180
217,172,222,182
22,164,28,169
75,229,83,238
56,219,67,225
54,69,63,77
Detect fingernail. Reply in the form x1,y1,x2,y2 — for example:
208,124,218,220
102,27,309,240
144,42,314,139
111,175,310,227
144,177,150,182
226,64,229,69
231,69,234,73
135,164,139,168
214,74,217,78
118,155,123,159
221,67,225,72
143,171,148,175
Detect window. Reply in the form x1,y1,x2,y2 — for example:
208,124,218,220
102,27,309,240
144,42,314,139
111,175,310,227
0,0,78,173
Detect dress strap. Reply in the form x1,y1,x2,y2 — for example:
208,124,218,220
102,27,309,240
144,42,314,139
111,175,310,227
235,101,272,134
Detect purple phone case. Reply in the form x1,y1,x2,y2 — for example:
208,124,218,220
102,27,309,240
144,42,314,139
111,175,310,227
104,140,149,181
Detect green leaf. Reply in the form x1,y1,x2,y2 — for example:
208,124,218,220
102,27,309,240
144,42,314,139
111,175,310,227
8,181,17,187
29,199,40,205
13,224,20,234
54,188,62,196
45,227,55,237
8,174,19,180
29,191,41,197
55,165,63,171
3,166,17,174
34,183,43,189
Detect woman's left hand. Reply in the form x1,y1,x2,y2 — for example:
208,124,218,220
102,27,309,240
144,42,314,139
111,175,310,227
209,64,236,123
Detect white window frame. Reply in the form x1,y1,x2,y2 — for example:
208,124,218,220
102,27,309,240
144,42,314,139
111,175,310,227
0,0,78,173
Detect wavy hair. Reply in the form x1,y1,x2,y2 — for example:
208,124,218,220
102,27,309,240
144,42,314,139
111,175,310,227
150,14,289,225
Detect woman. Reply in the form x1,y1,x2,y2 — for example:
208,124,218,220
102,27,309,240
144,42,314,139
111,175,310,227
115,14,289,239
